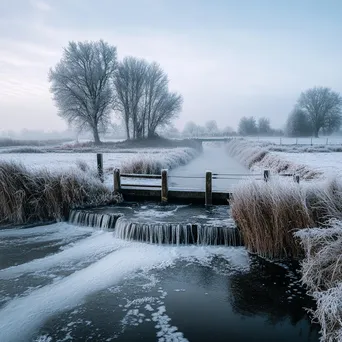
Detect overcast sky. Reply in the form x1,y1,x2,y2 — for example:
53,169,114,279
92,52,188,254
1,0,342,133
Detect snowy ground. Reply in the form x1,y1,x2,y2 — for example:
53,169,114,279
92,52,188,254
228,138,342,180
272,152,342,179
0,147,198,187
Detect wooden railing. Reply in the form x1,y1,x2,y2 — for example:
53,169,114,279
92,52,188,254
112,167,301,206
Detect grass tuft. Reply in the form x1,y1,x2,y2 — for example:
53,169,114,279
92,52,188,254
0,161,120,225
231,177,342,259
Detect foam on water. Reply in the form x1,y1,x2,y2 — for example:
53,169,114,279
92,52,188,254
0,222,92,243
0,240,249,342
0,230,117,280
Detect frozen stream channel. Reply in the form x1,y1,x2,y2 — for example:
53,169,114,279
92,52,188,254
169,144,251,191
0,144,319,341
0,222,319,341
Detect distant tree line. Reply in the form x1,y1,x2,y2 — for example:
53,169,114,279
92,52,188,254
237,117,283,136
181,120,235,137
286,87,342,137
49,40,182,144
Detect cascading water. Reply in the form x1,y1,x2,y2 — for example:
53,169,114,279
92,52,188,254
68,210,122,229
68,204,243,246
113,217,242,246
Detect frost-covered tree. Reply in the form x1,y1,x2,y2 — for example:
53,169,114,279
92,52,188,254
114,57,182,139
205,120,219,136
238,116,258,136
258,117,271,135
286,107,312,137
222,126,235,136
182,121,199,137
49,40,117,144
297,87,342,137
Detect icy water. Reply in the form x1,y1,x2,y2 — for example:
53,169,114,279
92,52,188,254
0,223,319,342
169,144,253,191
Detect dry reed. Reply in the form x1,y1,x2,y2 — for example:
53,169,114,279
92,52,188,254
295,221,342,341
0,161,119,225
231,177,342,259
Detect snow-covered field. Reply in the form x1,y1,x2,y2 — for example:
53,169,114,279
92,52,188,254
273,152,342,179
227,138,342,180
0,148,199,186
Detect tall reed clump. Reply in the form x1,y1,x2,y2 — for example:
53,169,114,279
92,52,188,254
0,161,120,226
230,177,342,259
295,221,342,341
121,148,199,174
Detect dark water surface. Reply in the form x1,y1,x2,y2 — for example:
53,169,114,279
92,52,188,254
0,223,319,342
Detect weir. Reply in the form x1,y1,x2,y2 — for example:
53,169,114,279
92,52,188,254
69,210,122,229
68,204,243,246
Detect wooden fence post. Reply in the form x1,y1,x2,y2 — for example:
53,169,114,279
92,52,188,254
205,171,212,206
97,153,104,182
114,168,121,193
264,169,270,182
161,169,168,203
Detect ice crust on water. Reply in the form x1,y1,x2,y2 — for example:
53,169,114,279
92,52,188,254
0,232,249,342
0,229,119,280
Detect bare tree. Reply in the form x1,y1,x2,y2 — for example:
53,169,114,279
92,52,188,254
238,116,258,136
147,90,182,137
49,40,117,144
114,57,148,139
257,117,271,135
114,58,182,139
205,120,219,136
286,107,312,137
297,87,342,137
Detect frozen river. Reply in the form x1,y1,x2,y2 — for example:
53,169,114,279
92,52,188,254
169,144,251,191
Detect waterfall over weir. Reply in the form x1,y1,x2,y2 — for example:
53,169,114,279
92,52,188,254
69,210,122,229
113,217,241,246
68,204,242,246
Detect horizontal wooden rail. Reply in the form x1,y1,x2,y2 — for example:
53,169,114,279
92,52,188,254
121,183,161,188
168,175,205,179
120,173,161,179
212,173,261,176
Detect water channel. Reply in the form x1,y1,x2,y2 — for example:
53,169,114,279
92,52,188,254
0,144,320,342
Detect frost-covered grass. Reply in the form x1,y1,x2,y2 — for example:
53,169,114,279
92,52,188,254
0,138,70,148
121,148,200,174
0,161,120,226
272,152,342,180
295,220,342,341
231,177,342,259
226,139,321,179
0,148,199,175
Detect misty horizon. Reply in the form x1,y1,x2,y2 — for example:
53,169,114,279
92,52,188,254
1,0,342,133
